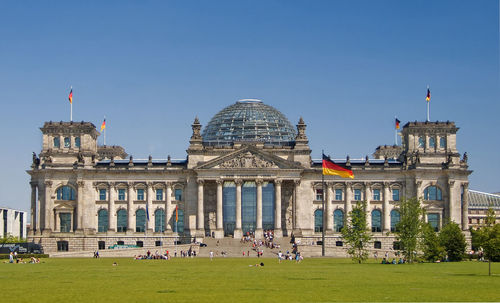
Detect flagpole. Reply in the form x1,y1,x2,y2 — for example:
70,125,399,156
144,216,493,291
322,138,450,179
104,118,106,146
321,150,326,257
394,116,397,145
70,86,73,122
426,85,430,122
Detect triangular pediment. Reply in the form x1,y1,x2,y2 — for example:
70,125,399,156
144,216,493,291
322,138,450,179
195,145,303,170
53,202,75,210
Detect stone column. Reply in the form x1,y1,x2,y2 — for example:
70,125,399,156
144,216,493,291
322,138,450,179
234,179,243,238
197,179,204,234
30,182,37,234
109,183,116,232
147,182,154,231
55,211,60,232
77,181,84,231
127,183,134,232
274,179,282,237
326,183,333,231
293,180,301,231
365,182,371,230
345,182,352,215
36,183,43,233
44,181,53,232
256,179,263,236
215,179,224,238
165,182,172,231
448,180,455,223
383,182,390,232
462,182,469,230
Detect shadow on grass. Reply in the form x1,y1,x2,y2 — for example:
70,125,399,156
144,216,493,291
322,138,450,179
157,289,176,294
448,273,500,277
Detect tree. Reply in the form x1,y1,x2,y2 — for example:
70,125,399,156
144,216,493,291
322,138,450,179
439,221,466,261
471,207,500,275
394,197,425,263
341,201,371,263
421,222,445,262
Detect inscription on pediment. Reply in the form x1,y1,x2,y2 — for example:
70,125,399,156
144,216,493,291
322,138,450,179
219,152,278,169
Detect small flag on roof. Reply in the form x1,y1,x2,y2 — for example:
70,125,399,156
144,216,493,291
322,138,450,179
395,118,400,130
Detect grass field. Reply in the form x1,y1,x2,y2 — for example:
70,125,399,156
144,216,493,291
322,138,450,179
2,257,499,302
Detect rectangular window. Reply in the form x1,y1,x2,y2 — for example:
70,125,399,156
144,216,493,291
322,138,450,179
118,189,125,200
64,137,71,148
373,189,381,201
175,189,182,201
137,189,145,201
53,137,60,148
315,188,323,201
428,213,440,232
439,137,446,148
335,189,343,201
354,189,362,201
57,241,69,252
60,213,71,232
99,189,107,201
156,189,163,201
75,137,81,148
392,189,400,201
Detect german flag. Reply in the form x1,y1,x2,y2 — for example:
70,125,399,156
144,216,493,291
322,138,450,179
100,118,106,132
426,88,431,102
395,118,400,130
322,154,354,179
68,88,73,104
175,205,179,222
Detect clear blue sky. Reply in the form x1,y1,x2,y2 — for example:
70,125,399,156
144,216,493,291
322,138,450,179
0,1,498,212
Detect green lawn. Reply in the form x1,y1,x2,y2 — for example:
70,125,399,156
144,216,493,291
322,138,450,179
2,258,499,302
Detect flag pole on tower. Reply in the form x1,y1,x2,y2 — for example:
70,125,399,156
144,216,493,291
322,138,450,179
395,117,400,145
100,117,107,146
68,87,73,121
426,86,431,122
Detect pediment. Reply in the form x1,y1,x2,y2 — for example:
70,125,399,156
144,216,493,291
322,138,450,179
53,202,75,210
195,145,303,170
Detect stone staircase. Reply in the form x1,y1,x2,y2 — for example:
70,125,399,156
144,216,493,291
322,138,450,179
49,244,198,258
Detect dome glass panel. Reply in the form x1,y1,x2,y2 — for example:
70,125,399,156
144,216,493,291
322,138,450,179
202,99,296,146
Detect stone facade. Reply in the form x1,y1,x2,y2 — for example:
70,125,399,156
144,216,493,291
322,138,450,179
28,103,472,252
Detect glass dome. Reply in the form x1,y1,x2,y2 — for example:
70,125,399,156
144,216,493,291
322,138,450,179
202,99,297,146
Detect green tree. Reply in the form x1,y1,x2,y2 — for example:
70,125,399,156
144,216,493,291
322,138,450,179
0,234,26,244
439,221,466,261
471,207,500,275
394,197,425,263
421,222,445,262
341,201,372,263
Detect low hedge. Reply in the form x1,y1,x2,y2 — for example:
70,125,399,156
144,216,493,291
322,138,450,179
0,254,49,259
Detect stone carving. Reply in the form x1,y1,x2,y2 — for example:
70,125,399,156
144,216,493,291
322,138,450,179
77,152,84,164
462,152,468,164
219,152,277,168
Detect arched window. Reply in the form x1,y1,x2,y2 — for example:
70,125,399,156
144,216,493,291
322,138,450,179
390,209,400,232
333,209,344,232
117,209,127,232
136,209,146,232
371,209,382,232
314,209,323,233
155,209,165,232
53,137,60,148
64,137,71,148
97,209,108,232
424,186,442,201
75,137,81,148
56,186,75,200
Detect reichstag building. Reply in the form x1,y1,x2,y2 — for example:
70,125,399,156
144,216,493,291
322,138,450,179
28,99,472,252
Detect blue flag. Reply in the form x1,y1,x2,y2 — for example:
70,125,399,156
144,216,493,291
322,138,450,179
146,203,150,221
